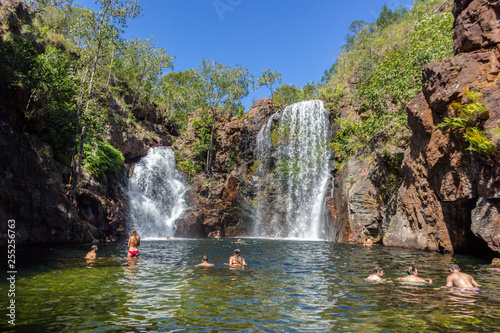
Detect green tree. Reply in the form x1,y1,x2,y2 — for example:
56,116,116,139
116,37,174,108
193,59,253,173
257,67,282,102
70,0,141,191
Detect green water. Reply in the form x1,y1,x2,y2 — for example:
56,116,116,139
1,239,499,332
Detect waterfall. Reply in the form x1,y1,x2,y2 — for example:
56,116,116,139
127,147,188,239
254,100,332,240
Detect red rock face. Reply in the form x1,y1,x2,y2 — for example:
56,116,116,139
453,0,500,54
173,99,275,238
384,0,500,255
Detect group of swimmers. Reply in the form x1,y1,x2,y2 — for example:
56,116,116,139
196,248,247,268
85,231,500,283
365,263,491,290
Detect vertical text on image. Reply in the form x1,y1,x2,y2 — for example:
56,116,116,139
7,219,16,326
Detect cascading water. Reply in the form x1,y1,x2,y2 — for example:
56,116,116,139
127,147,188,239
254,100,332,240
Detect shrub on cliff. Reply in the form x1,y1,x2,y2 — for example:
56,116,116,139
82,141,124,178
325,0,454,168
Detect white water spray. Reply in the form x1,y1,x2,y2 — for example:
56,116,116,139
254,100,332,240
127,147,188,239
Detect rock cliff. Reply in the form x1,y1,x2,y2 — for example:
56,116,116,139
174,99,274,238
329,0,500,256
384,0,500,255
0,0,175,245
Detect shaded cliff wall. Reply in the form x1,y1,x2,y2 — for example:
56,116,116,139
0,0,175,245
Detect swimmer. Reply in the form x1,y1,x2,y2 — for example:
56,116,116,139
196,255,214,268
487,258,500,272
235,238,246,245
363,237,373,247
85,244,98,259
397,266,432,284
366,266,384,283
446,264,480,289
127,229,140,258
229,249,246,266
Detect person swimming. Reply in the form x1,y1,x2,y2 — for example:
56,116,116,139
196,255,214,268
229,249,246,266
397,266,432,285
366,266,384,283
127,229,140,258
487,258,500,272
446,263,480,290
85,244,98,260
363,237,373,247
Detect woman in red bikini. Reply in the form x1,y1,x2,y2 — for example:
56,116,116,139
127,229,140,258
229,249,246,266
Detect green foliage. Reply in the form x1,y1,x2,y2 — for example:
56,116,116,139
191,117,213,167
326,0,453,168
274,158,301,184
115,37,174,107
438,89,495,156
331,111,408,168
258,67,282,101
356,11,454,112
271,121,291,146
177,158,201,179
82,141,124,178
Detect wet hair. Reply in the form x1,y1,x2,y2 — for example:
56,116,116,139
131,229,137,235
492,258,500,268
234,249,240,255
92,245,98,249
407,266,417,275
373,266,383,274
202,255,208,261
449,264,460,271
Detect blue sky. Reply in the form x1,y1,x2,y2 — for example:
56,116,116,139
76,0,414,109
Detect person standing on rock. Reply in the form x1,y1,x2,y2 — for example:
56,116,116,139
127,229,140,258
446,264,480,290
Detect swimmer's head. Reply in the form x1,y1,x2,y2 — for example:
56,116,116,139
202,255,208,261
131,229,137,235
92,245,98,250
234,249,240,255
373,266,384,274
449,263,460,271
492,258,500,268
407,266,417,275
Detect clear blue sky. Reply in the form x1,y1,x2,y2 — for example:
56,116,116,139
76,0,414,109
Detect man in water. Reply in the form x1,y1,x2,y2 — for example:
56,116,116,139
85,245,98,259
446,264,480,289
196,255,214,268
363,237,373,247
366,266,384,283
229,249,246,266
488,258,500,272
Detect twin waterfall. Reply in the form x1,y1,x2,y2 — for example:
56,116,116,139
127,100,332,240
254,100,332,239
127,147,187,239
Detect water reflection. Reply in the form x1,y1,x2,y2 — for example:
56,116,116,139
1,239,499,332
